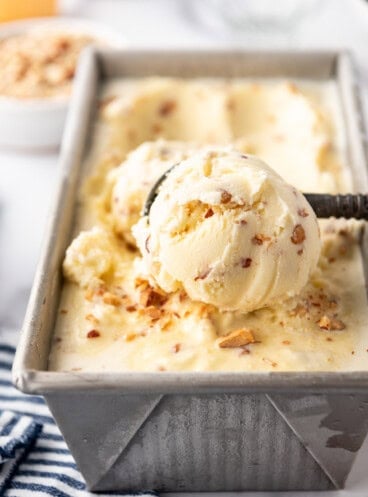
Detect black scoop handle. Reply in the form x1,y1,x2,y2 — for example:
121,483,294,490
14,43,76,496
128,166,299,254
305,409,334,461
305,193,368,219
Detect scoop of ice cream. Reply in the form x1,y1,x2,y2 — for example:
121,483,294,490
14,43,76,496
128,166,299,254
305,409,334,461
133,149,321,313
110,140,199,243
63,226,121,288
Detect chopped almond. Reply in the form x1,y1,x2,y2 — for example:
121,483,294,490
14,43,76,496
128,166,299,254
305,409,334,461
172,343,181,353
241,257,252,268
298,208,309,218
125,241,138,253
205,208,214,218
145,306,163,321
135,277,150,291
87,329,100,338
139,287,167,307
85,314,99,325
126,304,137,312
220,190,232,204
291,224,306,244
152,123,162,134
85,288,94,301
103,292,122,306
252,234,271,245
318,315,345,331
125,333,137,342
159,100,177,116
217,328,256,348
290,303,308,317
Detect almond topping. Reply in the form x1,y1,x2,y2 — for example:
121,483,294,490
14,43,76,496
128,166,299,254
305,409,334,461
103,292,122,306
298,208,309,218
125,241,138,253
172,343,181,353
290,303,308,317
126,305,137,312
205,208,214,218
125,333,137,342
291,224,306,244
152,123,162,134
135,277,150,291
159,100,177,116
87,329,100,338
217,328,256,348
318,315,345,331
85,314,99,325
220,190,232,204
252,234,271,245
241,257,252,268
145,306,163,321
139,287,167,307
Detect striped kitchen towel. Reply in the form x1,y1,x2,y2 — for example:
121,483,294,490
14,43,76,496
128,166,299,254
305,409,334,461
0,330,156,497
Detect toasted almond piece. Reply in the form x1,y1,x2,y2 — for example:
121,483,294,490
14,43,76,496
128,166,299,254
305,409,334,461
126,304,137,313
102,292,122,306
134,277,150,290
144,306,163,321
85,313,99,325
220,190,232,204
298,208,309,218
205,208,214,218
87,329,100,338
291,224,306,244
159,99,177,116
318,315,345,331
172,343,182,353
252,234,271,245
217,328,256,348
139,287,167,307
330,317,346,330
289,303,308,317
85,288,94,301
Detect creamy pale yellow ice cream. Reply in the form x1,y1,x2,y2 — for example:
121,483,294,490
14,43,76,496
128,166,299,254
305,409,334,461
48,78,368,373
110,140,200,243
134,150,321,313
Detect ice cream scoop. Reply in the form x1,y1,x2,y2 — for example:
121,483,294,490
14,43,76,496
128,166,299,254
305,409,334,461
133,149,321,313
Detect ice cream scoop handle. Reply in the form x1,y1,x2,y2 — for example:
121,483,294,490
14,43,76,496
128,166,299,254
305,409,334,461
305,193,368,219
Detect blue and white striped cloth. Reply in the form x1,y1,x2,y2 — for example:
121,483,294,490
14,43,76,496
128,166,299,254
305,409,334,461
0,330,156,497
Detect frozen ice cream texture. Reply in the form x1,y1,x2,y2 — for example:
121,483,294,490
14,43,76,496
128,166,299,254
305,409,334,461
133,149,321,313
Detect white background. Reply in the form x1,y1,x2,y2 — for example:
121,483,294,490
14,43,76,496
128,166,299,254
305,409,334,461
1,0,368,495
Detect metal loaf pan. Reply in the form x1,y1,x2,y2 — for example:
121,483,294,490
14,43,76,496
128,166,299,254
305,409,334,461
12,50,368,492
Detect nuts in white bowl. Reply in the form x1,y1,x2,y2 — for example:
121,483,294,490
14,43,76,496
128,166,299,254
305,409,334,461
0,17,125,150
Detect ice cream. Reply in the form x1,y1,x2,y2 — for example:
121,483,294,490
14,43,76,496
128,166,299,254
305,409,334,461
133,149,321,313
49,78,368,373
110,140,199,243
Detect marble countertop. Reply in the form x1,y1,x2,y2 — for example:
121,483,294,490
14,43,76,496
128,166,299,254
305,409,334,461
1,0,368,495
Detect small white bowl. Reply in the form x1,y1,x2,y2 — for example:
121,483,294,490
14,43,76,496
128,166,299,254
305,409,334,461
0,17,125,151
